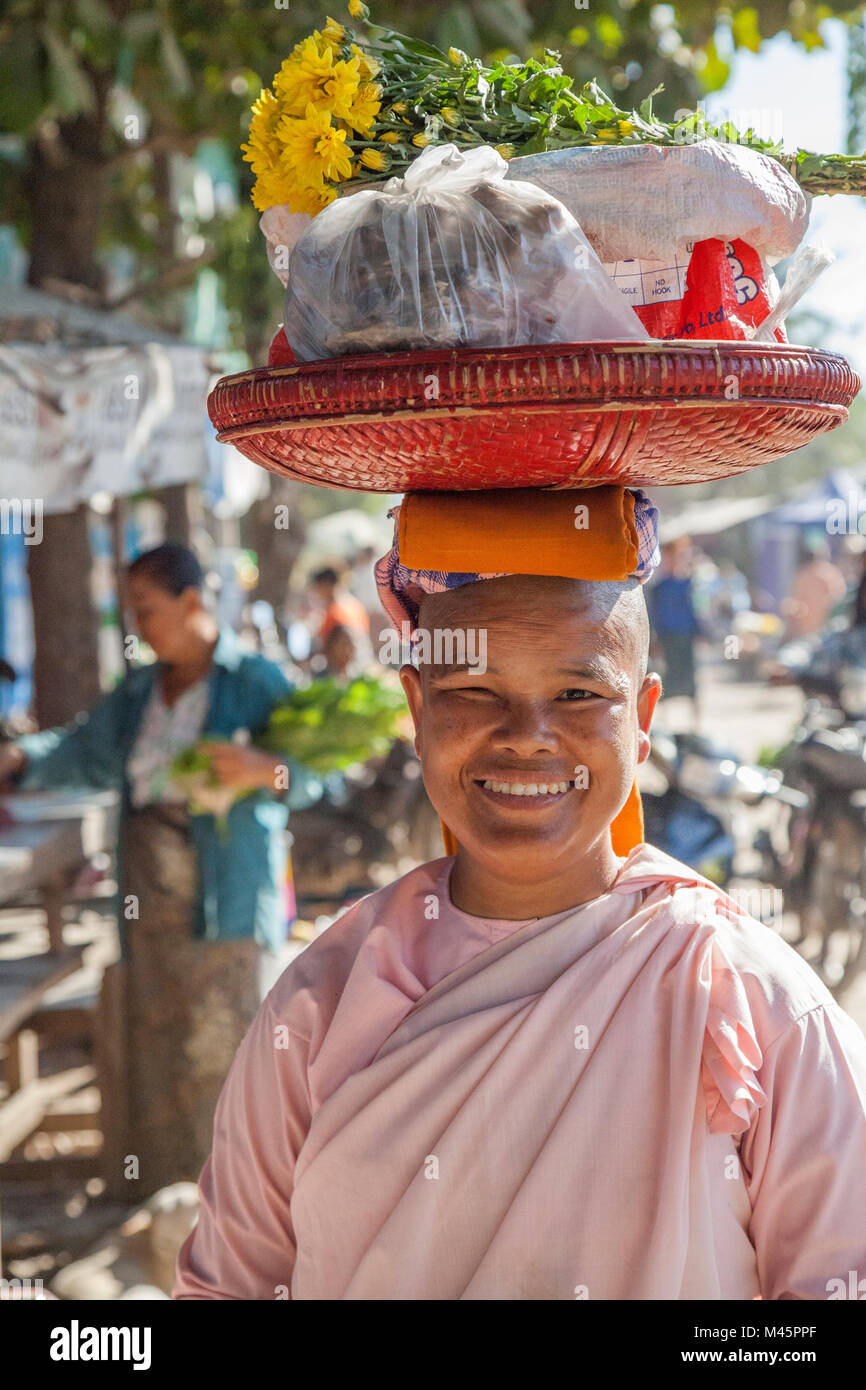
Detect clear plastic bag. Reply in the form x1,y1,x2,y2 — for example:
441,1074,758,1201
747,241,834,342
283,143,646,361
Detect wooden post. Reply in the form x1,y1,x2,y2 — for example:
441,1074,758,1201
4,1029,39,1094
26,507,101,728
43,876,66,953
94,959,130,1203
158,484,197,546
110,496,131,676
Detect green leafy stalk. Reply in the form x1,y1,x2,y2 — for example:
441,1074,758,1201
338,13,866,197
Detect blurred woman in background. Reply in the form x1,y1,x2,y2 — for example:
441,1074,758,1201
0,542,321,1198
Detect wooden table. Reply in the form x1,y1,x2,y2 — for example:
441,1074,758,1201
0,791,118,950
0,791,118,1270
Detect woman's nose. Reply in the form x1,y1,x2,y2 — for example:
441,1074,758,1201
490,702,558,755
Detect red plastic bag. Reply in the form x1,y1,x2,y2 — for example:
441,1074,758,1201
630,238,785,343
267,325,296,366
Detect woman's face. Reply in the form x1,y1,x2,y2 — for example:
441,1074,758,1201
127,573,200,663
326,629,356,673
399,576,660,886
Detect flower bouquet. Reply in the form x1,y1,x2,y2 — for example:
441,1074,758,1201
243,3,866,218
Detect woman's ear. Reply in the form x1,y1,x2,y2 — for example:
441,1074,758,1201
399,663,424,757
181,585,204,616
636,672,662,763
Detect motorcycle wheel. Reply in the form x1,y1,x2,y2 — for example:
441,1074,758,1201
764,766,819,933
801,811,866,997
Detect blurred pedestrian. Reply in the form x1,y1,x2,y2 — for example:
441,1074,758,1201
318,623,363,681
647,538,702,727
310,565,370,643
783,539,846,639
0,542,322,1198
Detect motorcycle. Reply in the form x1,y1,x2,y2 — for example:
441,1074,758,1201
755,645,866,996
642,729,784,889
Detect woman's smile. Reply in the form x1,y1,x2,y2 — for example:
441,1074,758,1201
473,775,578,809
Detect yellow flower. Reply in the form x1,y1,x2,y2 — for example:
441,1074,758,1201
618,120,634,136
279,103,353,185
344,80,382,134
390,101,407,115
412,131,429,147
440,107,460,126
448,46,468,66
287,181,340,216
378,129,400,143
325,56,362,120
248,155,339,215
360,147,388,171
593,127,618,142
242,88,284,172
494,143,514,160
250,168,291,213
320,16,345,52
274,36,337,116
349,42,379,79
348,0,369,19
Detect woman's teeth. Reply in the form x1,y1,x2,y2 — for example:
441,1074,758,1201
482,780,572,796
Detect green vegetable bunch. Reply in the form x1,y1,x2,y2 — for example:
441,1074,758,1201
258,674,408,772
170,742,240,820
169,675,409,818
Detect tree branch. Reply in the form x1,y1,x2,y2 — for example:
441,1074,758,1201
105,128,221,171
105,248,216,309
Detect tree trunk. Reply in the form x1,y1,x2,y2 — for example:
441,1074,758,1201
24,89,109,726
243,477,306,622
25,109,110,296
26,508,102,728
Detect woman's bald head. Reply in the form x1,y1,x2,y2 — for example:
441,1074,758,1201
416,574,650,684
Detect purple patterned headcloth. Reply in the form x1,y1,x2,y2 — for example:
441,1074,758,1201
375,488,660,631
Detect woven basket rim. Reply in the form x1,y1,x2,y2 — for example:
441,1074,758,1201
214,397,851,445
214,339,851,389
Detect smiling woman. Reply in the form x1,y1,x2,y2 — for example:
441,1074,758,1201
173,484,866,1301
400,574,659,920
175,486,866,1302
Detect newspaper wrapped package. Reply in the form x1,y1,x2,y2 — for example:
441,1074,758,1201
282,143,646,362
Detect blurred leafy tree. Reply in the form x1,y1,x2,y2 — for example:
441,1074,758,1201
1,0,864,720
847,13,866,154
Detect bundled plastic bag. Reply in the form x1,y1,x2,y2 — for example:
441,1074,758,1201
504,140,812,344
283,143,646,361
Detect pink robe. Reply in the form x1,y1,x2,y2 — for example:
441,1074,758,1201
173,844,866,1300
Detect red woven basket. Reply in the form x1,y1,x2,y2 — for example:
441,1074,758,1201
207,341,860,492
